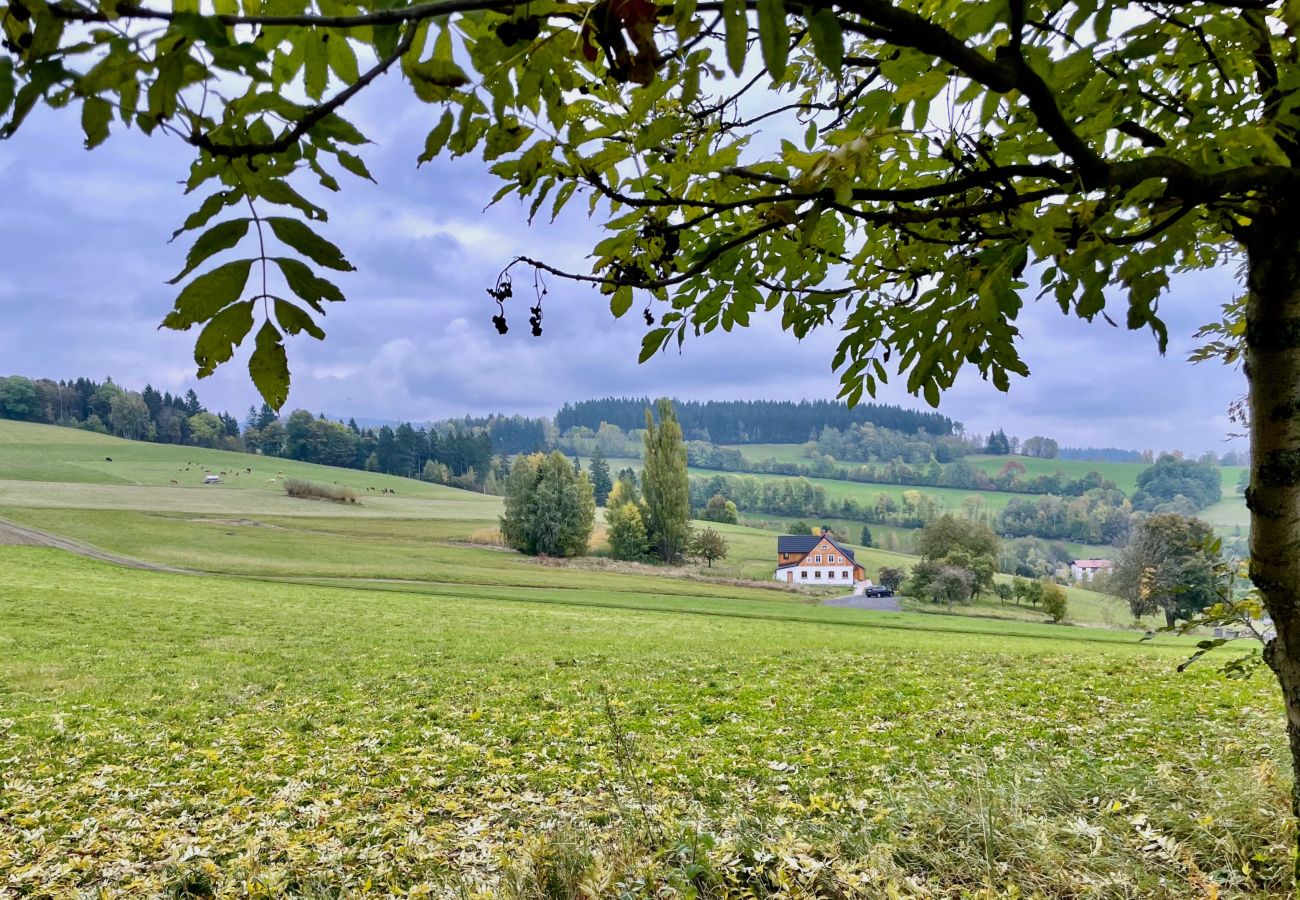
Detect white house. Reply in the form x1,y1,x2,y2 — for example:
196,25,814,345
1070,558,1114,582
774,529,867,586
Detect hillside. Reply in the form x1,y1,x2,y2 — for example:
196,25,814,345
1,423,1288,896
1,420,1129,625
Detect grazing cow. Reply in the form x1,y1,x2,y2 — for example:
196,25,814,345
104,457,113,462
169,479,178,485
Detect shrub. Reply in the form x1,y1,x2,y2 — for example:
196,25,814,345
283,479,358,504
1042,581,1068,623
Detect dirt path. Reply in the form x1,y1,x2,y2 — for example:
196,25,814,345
0,515,200,575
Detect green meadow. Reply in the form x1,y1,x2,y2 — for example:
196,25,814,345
0,421,1289,897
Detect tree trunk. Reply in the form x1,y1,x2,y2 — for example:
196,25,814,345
1245,224,1300,881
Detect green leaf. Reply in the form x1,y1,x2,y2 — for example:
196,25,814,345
756,0,789,80
170,11,231,49
275,298,326,339
172,189,242,240
80,96,113,149
273,257,346,311
327,34,360,84
722,0,748,76
419,110,455,164
161,260,253,331
404,29,470,103
248,321,290,410
334,149,374,182
194,299,254,377
169,218,251,284
0,57,13,119
610,285,633,317
304,33,329,100
266,217,353,271
640,327,672,362
675,0,699,43
808,9,843,71
254,179,327,220
311,113,368,145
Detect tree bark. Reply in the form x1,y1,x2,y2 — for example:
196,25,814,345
1245,221,1300,881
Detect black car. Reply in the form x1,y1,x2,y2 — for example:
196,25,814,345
863,586,894,598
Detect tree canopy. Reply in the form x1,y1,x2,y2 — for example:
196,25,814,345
4,0,1285,406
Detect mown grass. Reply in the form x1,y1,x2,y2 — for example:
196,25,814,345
0,418,464,498
0,547,1289,898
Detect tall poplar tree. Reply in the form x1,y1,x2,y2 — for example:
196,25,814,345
641,398,690,563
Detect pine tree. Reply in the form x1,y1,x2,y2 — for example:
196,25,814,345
589,449,613,506
642,399,691,563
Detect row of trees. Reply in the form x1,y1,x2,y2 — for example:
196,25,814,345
556,398,955,443
0,374,507,491
695,436,1119,498
0,375,244,448
501,401,718,567
690,470,1147,545
903,516,1069,621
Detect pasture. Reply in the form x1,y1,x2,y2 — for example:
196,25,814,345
0,421,1287,896
1,547,1289,898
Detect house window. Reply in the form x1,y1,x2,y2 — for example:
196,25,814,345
800,570,807,579
843,570,850,580
815,570,822,578
828,555,836,563
829,570,836,578
815,554,822,563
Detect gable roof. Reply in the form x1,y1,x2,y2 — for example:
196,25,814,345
777,534,857,563
1072,558,1114,568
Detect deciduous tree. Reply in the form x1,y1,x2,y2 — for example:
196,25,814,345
1111,513,1223,628
606,497,649,561
500,451,595,556
690,526,729,567
642,399,690,562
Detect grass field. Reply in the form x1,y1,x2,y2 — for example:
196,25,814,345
716,443,1253,540
721,443,1248,500
2,547,1290,897
0,421,1289,896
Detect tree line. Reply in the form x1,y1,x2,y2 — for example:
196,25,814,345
555,398,955,443
501,400,728,568
0,374,502,490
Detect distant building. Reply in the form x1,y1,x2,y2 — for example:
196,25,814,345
1070,558,1114,582
775,528,866,586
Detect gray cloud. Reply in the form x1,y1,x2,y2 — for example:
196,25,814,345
0,84,1246,454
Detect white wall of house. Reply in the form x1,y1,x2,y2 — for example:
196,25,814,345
1070,563,1113,582
774,563,857,584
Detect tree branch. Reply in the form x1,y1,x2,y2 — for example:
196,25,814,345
187,25,416,158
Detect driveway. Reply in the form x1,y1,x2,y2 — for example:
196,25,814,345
823,593,902,612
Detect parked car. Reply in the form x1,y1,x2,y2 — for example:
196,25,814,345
863,585,894,598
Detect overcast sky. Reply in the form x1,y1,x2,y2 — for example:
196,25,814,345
0,77,1248,455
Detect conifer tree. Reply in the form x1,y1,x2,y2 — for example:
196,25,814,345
589,449,613,507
